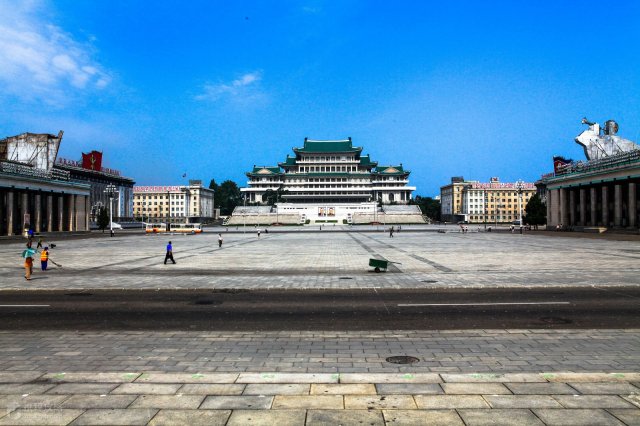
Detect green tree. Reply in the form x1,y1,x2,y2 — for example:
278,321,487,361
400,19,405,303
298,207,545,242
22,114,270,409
209,179,221,212
412,196,441,221
97,207,110,232
217,180,242,215
264,187,288,206
524,193,546,226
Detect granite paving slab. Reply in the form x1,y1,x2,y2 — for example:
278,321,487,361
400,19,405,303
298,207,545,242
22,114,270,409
306,409,385,425
129,395,205,409
382,409,465,425
69,408,158,426
568,382,640,395
344,394,417,410
225,409,306,426
271,395,343,409
553,395,636,409
0,408,83,426
375,383,443,395
60,395,138,409
458,408,544,426
243,384,309,395
414,395,490,409
147,409,231,426
200,395,273,410
533,408,625,426
505,382,577,395
441,382,511,395
608,409,640,426
179,383,245,395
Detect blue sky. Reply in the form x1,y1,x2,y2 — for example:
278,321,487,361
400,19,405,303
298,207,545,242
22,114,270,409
1,0,639,196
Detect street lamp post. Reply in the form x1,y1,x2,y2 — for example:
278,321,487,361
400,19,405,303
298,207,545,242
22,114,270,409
515,179,525,226
104,184,118,237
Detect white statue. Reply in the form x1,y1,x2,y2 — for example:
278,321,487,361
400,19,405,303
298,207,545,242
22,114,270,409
575,118,639,160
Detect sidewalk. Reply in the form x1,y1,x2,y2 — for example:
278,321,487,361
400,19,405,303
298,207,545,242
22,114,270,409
0,371,638,425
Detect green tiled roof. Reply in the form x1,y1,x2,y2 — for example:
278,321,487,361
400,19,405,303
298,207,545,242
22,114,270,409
293,138,362,153
373,165,409,175
279,156,297,167
247,166,283,176
359,155,377,167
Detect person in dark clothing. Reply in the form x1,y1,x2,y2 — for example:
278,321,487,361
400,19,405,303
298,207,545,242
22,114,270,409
164,241,176,264
218,233,223,248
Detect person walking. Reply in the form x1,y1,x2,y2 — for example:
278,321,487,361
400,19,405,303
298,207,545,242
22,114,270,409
40,247,49,271
389,226,394,238
36,238,43,249
24,254,33,280
257,229,261,238
164,241,176,264
218,233,223,248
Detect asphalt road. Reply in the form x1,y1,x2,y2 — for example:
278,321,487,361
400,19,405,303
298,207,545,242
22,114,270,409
0,287,638,331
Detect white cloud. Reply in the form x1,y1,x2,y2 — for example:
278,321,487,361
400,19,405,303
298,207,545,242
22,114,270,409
195,71,264,102
0,1,110,102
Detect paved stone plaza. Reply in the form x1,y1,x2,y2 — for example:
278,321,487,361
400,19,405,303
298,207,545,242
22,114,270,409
1,227,639,290
1,228,639,424
0,369,638,425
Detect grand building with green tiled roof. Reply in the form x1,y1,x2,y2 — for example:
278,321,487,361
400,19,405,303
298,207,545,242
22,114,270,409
241,138,416,221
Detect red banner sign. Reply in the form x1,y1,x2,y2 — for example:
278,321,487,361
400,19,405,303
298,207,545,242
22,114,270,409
82,151,103,171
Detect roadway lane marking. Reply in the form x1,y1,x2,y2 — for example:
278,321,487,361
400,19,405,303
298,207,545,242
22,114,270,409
0,305,50,307
398,302,571,307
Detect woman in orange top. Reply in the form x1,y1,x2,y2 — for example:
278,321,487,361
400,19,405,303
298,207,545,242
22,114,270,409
40,247,49,271
24,256,33,280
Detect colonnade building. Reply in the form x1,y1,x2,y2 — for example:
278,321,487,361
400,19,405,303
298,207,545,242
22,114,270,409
539,154,640,230
537,119,640,231
0,132,91,236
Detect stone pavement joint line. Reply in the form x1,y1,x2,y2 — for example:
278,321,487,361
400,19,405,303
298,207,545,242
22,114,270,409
0,372,637,425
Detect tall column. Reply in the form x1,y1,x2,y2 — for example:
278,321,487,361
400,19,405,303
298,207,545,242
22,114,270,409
21,192,29,233
628,182,637,228
590,187,597,226
6,191,14,236
602,186,609,227
579,188,586,226
58,195,64,231
74,195,82,231
569,189,576,226
68,194,76,231
546,189,552,226
560,188,569,226
47,195,53,232
614,184,622,227
85,196,90,231
34,193,42,233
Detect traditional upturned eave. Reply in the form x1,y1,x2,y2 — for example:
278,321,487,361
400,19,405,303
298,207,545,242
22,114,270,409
293,138,362,154
372,165,409,176
246,165,283,177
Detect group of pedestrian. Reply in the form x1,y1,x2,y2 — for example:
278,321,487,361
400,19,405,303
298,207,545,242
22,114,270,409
23,238,52,281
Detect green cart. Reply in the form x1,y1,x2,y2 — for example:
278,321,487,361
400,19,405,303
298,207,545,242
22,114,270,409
369,258,400,273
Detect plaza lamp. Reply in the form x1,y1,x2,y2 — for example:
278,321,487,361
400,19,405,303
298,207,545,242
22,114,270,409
515,179,525,226
104,184,118,236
